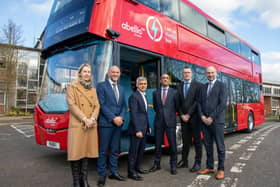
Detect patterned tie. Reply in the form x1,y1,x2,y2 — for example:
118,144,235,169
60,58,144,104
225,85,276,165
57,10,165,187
207,82,212,96
184,82,189,98
162,88,167,105
112,83,119,102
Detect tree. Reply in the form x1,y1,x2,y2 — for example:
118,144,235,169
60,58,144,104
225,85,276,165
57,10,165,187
0,19,24,113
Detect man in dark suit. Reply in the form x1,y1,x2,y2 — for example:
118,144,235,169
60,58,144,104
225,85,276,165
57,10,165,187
96,66,127,186
149,74,179,175
177,66,203,172
128,76,150,181
197,66,227,180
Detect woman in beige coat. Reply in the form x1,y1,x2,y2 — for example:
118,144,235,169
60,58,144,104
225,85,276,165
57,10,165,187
66,63,100,187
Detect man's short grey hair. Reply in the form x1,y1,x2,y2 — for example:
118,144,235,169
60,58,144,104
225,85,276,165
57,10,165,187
136,76,147,84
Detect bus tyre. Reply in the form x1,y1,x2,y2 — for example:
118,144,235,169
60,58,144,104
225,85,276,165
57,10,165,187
245,112,254,133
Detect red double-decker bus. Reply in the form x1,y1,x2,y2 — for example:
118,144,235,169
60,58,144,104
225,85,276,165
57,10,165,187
34,0,264,152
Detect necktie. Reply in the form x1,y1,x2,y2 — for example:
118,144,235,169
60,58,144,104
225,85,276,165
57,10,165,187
162,88,167,105
207,82,212,96
112,83,119,102
184,82,189,98
143,93,148,111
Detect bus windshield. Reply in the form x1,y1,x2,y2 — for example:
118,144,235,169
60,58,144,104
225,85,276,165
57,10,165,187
39,39,112,113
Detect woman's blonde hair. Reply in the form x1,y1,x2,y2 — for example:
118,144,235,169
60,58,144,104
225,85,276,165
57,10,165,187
76,63,92,82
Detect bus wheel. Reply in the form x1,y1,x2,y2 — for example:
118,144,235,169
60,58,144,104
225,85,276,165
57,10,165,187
176,124,183,151
245,112,254,133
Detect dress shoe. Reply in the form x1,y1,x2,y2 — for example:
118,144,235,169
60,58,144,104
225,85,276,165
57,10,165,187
128,174,143,181
190,163,201,172
97,176,106,187
109,173,126,181
177,160,188,168
197,168,215,174
149,164,161,172
170,168,177,175
136,168,149,174
215,170,225,180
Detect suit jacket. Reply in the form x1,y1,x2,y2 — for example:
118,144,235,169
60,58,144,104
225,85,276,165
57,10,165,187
198,80,227,124
96,80,126,127
153,87,178,128
177,80,202,125
128,90,150,135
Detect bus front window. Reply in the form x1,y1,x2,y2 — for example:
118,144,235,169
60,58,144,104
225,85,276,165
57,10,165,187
39,40,112,113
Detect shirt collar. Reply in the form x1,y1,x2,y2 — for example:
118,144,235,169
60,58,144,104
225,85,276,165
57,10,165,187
108,78,117,85
137,89,146,95
161,86,169,90
209,79,217,85
184,79,191,84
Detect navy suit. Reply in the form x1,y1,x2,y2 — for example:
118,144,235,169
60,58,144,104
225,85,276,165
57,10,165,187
96,80,126,177
153,87,178,169
128,90,149,176
198,80,227,170
177,80,202,165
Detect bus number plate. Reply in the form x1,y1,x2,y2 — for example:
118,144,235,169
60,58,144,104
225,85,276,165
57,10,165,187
47,141,60,149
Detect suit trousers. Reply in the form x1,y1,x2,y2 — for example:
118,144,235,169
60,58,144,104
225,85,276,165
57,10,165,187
128,134,146,175
154,122,177,168
181,121,202,164
97,126,121,176
202,123,225,170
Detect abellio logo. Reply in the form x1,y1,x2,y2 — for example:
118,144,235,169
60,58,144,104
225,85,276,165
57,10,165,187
146,16,163,42
121,21,145,36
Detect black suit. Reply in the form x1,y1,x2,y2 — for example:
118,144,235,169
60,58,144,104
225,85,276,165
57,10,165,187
128,90,150,176
198,80,227,170
177,80,202,165
153,87,178,169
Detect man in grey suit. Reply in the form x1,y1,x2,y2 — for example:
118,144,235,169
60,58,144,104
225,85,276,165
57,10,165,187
197,66,227,180
177,66,202,172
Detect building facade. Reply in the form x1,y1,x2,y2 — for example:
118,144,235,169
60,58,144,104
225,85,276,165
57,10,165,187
263,81,280,116
0,43,41,113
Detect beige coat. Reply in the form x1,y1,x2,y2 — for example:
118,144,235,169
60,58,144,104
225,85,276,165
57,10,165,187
66,81,100,161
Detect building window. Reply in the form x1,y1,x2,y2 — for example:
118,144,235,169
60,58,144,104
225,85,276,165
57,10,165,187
264,87,272,95
273,88,280,96
0,91,5,104
0,56,6,68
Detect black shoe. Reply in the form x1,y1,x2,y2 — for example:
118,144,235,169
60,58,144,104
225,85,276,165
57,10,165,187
108,173,126,181
136,168,149,174
149,164,161,172
128,174,143,181
171,168,177,175
97,176,106,187
190,163,201,172
177,160,188,168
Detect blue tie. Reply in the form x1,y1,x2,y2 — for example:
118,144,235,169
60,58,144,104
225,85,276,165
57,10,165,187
184,82,189,98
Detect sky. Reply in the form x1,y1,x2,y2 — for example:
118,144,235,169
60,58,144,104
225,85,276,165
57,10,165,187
0,0,279,82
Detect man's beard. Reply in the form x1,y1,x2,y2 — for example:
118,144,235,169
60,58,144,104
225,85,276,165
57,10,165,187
79,79,92,89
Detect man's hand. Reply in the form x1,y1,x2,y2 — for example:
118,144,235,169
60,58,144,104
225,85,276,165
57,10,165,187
181,114,190,122
113,116,123,127
136,131,143,138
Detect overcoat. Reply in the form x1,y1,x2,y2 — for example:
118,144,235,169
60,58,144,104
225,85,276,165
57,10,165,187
66,81,100,161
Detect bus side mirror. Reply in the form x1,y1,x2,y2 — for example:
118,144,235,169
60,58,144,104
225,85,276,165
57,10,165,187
106,29,120,39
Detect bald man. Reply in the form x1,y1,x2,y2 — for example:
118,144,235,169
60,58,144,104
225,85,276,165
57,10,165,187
96,66,127,186
197,66,227,180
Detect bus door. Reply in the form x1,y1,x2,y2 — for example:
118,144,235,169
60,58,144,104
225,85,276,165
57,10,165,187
117,45,161,153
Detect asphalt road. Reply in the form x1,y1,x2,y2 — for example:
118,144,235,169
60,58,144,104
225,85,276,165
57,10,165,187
0,119,279,187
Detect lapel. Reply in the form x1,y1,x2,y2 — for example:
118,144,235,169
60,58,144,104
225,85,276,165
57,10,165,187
165,87,172,105
73,82,94,106
136,90,146,112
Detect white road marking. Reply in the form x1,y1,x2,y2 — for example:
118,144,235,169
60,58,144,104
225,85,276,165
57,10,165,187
237,139,248,144
229,144,241,150
221,177,239,187
187,175,211,187
253,140,262,145
230,163,246,173
247,146,258,151
239,152,253,160
10,125,34,138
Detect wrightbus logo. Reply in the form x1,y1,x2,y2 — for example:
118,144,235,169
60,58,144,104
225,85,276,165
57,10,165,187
146,16,163,42
121,21,145,36
44,117,58,126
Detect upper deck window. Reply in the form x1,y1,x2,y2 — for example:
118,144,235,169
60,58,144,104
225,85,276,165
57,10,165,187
207,22,226,46
137,0,160,11
226,33,241,54
251,50,261,65
160,0,179,20
240,43,251,61
50,0,72,15
180,2,207,35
